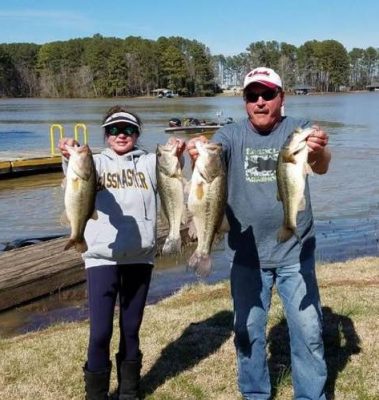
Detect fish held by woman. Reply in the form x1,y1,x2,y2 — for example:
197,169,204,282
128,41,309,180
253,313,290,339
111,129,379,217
62,144,97,253
187,141,227,277
276,127,314,243
156,140,186,255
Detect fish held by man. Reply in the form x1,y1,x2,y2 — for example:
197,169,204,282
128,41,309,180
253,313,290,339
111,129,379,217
63,144,97,253
276,127,314,243
187,141,227,277
156,140,186,255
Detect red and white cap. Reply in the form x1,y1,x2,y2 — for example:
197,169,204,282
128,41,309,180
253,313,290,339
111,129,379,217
243,67,282,90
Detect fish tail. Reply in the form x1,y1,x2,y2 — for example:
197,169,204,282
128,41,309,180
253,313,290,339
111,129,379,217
64,238,88,253
64,239,75,251
162,236,181,255
277,226,294,242
188,251,212,278
277,226,303,246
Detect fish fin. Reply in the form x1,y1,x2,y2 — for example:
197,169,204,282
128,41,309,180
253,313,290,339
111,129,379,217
60,211,70,227
71,177,80,191
162,236,182,255
188,252,212,278
277,226,294,242
187,220,197,239
218,214,230,233
304,162,313,175
213,231,225,247
283,153,297,163
61,177,67,189
181,207,188,225
298,196,306,211
72,165,92,181
64,238,88,253
196,182,204,200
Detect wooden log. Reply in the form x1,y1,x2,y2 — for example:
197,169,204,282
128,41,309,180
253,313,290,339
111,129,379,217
0,238,83,311
0,219,194,311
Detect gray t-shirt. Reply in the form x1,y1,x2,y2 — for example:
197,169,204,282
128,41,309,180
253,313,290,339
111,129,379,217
213,116,315,269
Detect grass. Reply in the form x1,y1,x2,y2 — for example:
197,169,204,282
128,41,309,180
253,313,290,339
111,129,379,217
0,257,378,399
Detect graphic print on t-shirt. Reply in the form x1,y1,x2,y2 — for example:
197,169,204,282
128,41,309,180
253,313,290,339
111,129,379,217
245,147,278,183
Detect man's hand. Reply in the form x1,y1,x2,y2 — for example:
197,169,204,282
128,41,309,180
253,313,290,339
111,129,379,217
307,126,331,174
186,135,209,163
307,125,329,153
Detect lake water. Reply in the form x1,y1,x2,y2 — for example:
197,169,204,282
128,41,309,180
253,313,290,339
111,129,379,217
0,94,378,337
1,94,379,252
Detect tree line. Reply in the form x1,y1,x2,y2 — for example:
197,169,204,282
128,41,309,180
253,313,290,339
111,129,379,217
216,40,379,92
0,35,215,98
0,35,378,98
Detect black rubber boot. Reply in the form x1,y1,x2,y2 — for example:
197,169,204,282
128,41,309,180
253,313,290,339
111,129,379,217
118,353,142,400
83,362,111,400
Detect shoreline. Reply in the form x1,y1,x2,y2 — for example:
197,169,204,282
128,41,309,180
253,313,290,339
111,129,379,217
0,89,374,101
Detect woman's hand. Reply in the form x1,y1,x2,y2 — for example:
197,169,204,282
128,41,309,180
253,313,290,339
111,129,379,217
167,136,186,158
58,137,79,158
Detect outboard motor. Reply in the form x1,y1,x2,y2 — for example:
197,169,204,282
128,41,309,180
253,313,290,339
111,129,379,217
169,118,181,127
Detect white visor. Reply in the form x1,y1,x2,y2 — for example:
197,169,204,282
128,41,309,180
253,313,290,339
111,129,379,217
102,112,141,130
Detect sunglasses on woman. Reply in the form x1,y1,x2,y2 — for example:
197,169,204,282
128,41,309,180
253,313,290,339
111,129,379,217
106,125,139,136
245,89,280,103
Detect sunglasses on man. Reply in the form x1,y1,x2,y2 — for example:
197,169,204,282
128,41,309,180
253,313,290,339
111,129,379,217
245,88,280,103
106,125,139,136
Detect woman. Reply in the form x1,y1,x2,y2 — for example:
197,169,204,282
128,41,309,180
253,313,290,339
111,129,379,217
59,105,185,400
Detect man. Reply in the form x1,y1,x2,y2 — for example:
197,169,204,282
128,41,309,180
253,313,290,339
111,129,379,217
187,67,330,399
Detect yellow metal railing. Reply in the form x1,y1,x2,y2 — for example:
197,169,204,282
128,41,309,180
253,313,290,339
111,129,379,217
50,124,64,156
49,123,88,156
74,123,88,144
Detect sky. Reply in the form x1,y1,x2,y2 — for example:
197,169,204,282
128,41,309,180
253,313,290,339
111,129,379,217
0,0,378,56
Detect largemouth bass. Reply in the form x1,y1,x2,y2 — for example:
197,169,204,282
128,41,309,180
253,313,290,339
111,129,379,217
188,141,227,277
156,141,185,255
63,144,97,253
276,127,313,243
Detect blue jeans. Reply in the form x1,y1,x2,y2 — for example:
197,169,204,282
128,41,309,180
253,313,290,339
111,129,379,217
231,257,327,400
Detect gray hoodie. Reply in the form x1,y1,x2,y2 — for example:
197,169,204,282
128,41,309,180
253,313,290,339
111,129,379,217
63,147,157,268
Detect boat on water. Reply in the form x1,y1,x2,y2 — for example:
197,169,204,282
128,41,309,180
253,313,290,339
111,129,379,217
164,116,233,136
164,124,222,135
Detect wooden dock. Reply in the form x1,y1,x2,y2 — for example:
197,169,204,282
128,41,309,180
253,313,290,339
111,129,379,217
0,154,62,178
0,221,194,311
0,146,102,179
